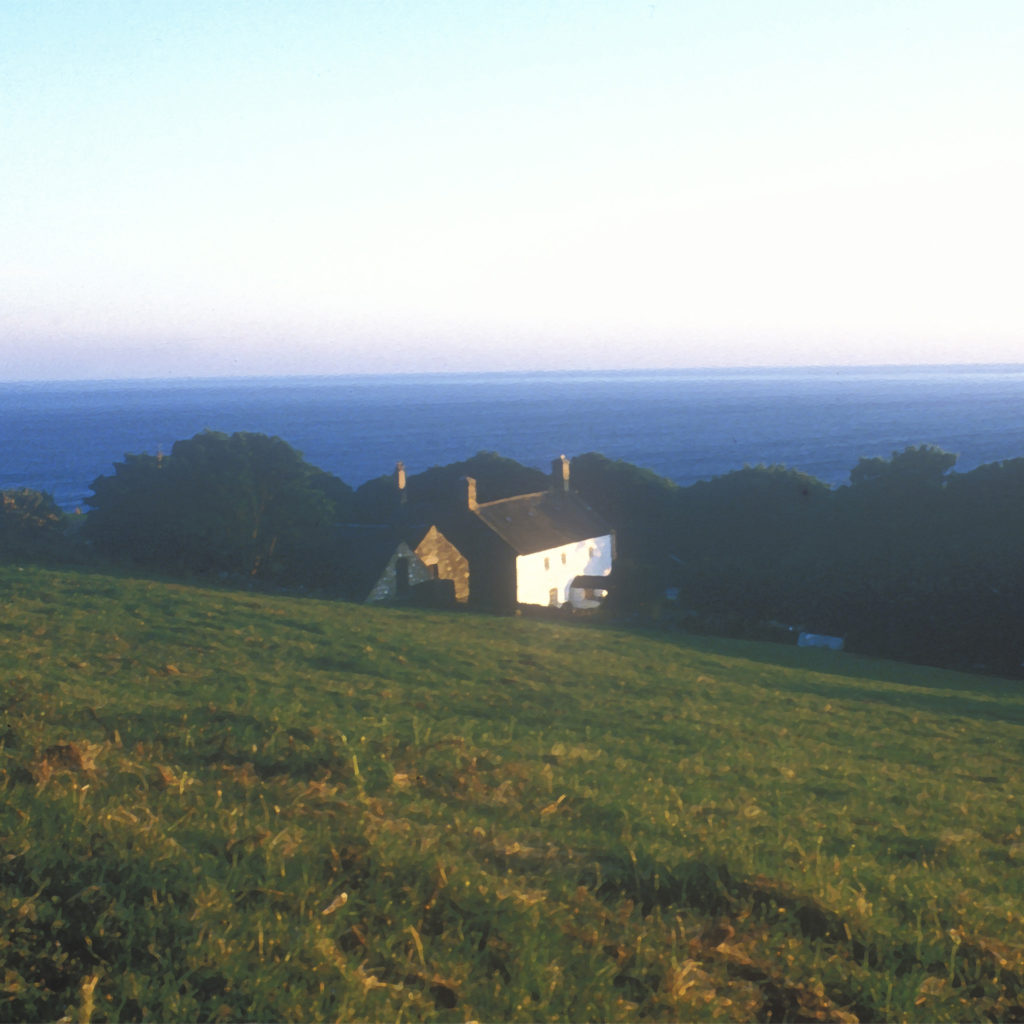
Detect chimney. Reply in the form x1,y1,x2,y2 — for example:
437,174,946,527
551,454,570,493
395,461,407,504
461,475,478,510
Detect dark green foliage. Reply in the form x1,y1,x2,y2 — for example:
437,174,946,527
83,431,352,585
848,444,957,490
827,448,1024,671
0,488,68,562
306,465,357,523
674,465,833,620
603,557,665,618
573,447,1024,675
569,453,683,561
353,451,549,523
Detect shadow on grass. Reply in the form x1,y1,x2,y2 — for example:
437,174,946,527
583,846,1024,1021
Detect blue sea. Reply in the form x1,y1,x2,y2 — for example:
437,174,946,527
3,366,1024,511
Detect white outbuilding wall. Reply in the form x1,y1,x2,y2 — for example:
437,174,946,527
515,534,613,608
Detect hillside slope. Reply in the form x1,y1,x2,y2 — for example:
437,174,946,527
1,566,1023,1021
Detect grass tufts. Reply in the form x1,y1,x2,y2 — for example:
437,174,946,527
1,565,1023,1020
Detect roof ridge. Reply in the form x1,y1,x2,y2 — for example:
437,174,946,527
473,489,549,509
471,488,612,555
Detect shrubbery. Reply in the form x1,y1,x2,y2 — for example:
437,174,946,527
572,445,1024,674
83,431,353,585
0,488,67,562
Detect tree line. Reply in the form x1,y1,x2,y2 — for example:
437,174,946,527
2,430,1022,676
570,445,1024,675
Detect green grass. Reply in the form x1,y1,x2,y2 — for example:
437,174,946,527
2,565,1023,1022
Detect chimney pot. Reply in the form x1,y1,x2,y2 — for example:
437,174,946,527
462,475,478,510
551,454,570,492
395,461,407,503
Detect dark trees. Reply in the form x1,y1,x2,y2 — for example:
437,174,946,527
569,453,683,562
571,444,1022,674
940,458,1024,672
675,465,834,625
84,431,353,584
0,488,67,561
848,444,957,491
353,451,549,523
572,456,833,626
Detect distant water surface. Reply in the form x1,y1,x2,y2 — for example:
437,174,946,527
2,365,1024,510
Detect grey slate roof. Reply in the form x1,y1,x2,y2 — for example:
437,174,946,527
472,490,612,556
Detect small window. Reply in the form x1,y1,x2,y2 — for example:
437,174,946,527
548,588,559,606
561,552,567,565
589,546,596,559
544,557,550,570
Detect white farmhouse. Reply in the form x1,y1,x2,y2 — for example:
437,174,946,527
462,456,615,612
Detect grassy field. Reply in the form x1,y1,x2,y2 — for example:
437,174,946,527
2,565,1023,1022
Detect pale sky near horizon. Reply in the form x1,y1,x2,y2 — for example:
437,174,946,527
2,0,1022,381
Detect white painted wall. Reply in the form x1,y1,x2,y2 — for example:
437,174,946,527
515,534,613,608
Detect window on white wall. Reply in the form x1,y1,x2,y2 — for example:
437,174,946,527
561,552,567,565
548,588,558,606
544,557,550,570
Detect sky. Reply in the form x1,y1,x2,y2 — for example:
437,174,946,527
2,0,1022,380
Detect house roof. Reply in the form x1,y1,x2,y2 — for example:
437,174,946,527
472,490,612,556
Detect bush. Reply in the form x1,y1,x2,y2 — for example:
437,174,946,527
0,488,67,562
83,431,352,585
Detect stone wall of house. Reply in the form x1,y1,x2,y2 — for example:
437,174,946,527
415,526,470,603
367,543,434,603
